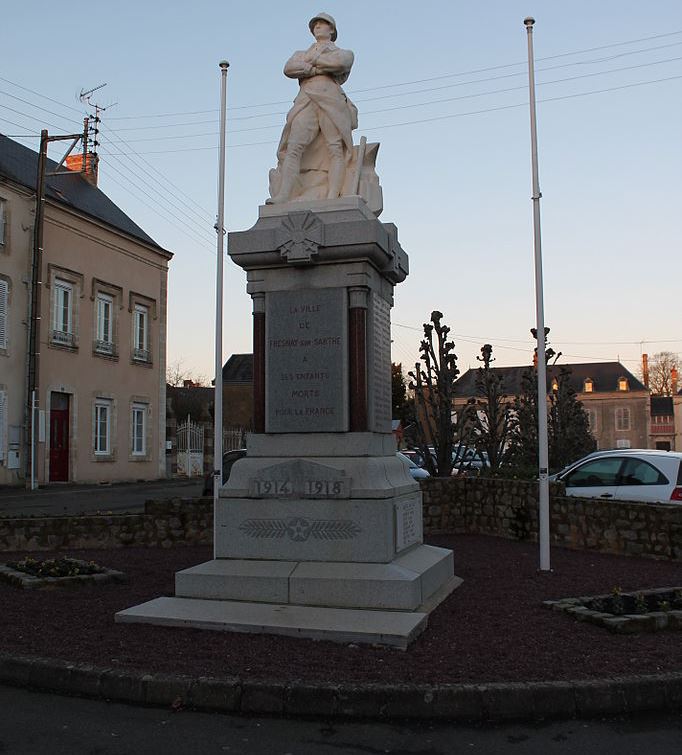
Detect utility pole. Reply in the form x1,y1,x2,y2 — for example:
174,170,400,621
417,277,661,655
24,124,89,488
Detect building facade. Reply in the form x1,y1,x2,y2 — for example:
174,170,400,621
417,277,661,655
453,361,650,451
0,135,172,486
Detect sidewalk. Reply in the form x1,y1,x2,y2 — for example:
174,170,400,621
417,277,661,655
0,478,203,517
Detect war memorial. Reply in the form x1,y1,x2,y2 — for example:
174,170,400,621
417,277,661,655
117,12,460,648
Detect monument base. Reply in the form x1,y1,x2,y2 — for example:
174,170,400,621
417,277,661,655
115,545,460,649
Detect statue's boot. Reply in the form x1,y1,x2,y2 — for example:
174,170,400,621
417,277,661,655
326,156,346,200
266,153,301,205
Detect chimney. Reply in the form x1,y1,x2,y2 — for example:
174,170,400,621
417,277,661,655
672,366,678,396
65,152,99,187
642,353,649,388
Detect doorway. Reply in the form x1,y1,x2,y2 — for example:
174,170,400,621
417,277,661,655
49,392,70,482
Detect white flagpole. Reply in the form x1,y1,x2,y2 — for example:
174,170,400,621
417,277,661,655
524,17,551,571
213,60,229,558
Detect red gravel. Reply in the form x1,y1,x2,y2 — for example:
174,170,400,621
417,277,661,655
1,535,680,685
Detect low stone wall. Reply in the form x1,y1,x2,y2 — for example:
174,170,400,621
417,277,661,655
0,499,213,552
1,484,680,560
421,477,681,560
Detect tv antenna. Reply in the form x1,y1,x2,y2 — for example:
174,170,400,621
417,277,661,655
79,83,117,158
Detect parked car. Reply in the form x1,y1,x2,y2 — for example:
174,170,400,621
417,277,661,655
552,449,682,503
398,451,430,480
452,446,488,476
202,448,247,496
204,450,429,494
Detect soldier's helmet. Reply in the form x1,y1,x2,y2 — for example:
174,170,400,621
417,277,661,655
309,12,337,42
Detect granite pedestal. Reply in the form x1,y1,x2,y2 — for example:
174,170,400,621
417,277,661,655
116,198,460,648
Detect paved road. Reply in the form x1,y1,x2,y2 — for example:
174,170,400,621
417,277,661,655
1,686,681,755
0,478,204,517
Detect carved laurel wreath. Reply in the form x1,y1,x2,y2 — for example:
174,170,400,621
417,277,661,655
239,516,361,542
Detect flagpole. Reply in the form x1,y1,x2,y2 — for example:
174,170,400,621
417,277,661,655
213,60,229,558
524,17,551,571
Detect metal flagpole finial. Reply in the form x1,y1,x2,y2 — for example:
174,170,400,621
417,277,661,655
524,16,535,27
219,60,230,69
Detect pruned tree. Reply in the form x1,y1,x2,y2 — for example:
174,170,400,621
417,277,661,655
408,311,474,476
642,351,680,395
472,344,515,473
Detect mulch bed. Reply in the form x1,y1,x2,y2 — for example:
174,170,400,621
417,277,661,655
1,534,680,685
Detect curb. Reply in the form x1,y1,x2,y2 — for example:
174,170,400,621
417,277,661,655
1,654,681,721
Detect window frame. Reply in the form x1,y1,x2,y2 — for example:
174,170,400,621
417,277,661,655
95,292,114,354
615,406,631,432
52,279,74,344
0,197,6,248
133,303,150,362
0,278,8,351
94,400,111,456
131,403,147,457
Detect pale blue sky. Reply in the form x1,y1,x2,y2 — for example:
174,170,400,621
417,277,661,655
3,1,681,380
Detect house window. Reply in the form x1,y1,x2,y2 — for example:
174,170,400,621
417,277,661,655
618,377,629,391
615,406,631,431
133,304,150,362
583,378,593,393
0,198,6,246
0,278,8,350
131,403,146,456
95,293,114,354
52,280,73,345
94,401,112,455
586,408,598,432
616,439,631,449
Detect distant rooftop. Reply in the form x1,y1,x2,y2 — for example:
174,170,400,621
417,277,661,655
454,361,647,397
222,353,253,383
0,134,167,252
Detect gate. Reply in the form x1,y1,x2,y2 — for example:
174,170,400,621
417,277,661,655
223,427,246,452
177,415,204,477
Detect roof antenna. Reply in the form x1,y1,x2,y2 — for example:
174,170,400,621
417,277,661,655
79,83,117,160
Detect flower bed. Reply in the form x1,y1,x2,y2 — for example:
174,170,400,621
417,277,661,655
544,586,682,633
0,557,127,589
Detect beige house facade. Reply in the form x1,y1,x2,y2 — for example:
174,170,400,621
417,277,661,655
0,135,172,486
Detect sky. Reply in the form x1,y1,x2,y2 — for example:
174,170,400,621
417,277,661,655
2,1,681,382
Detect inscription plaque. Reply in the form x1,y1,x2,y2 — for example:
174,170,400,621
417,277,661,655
248,459,350,499
370,292,392,432
395,497,423,551
266,288,348,432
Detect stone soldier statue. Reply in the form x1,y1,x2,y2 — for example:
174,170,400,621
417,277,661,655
267,12,359,205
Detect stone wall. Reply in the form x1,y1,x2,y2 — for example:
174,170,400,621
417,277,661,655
2,483,680,560
0,499,213,552
421,477,681,560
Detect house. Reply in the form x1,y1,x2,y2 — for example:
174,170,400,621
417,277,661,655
453,361,650,451
0,135,172,486
222,353,254,432
649,396,675,451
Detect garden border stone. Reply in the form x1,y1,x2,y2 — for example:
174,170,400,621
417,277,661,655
1,653,680,722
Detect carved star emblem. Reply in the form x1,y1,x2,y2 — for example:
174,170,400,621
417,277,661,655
286,517,312,542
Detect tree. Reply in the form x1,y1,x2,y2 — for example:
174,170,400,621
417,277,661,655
472,344,515,473
408,311,474,476
641,351,680,395
166,359,208,388
391,362,409,424
510,345,596,476
547,364,596,469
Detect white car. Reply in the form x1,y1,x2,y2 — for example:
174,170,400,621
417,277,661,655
554,450,682,503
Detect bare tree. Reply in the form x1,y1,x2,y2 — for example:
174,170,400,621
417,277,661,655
473,344,515,473
166,359,209,388
408,311,474,476
641,351,680,395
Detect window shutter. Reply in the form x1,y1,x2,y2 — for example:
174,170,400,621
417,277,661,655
0,390,5,460
0,279,8,349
